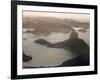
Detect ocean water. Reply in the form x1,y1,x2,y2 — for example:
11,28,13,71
23,29,89,68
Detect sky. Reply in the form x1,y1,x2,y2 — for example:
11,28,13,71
23,11,90,22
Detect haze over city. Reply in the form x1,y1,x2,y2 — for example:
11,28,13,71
23,11,90,22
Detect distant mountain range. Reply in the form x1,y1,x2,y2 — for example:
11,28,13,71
23,16,89,33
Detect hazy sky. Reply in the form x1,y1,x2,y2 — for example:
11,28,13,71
23,11,90,22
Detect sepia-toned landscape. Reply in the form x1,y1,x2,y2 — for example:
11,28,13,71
22,11,90,68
